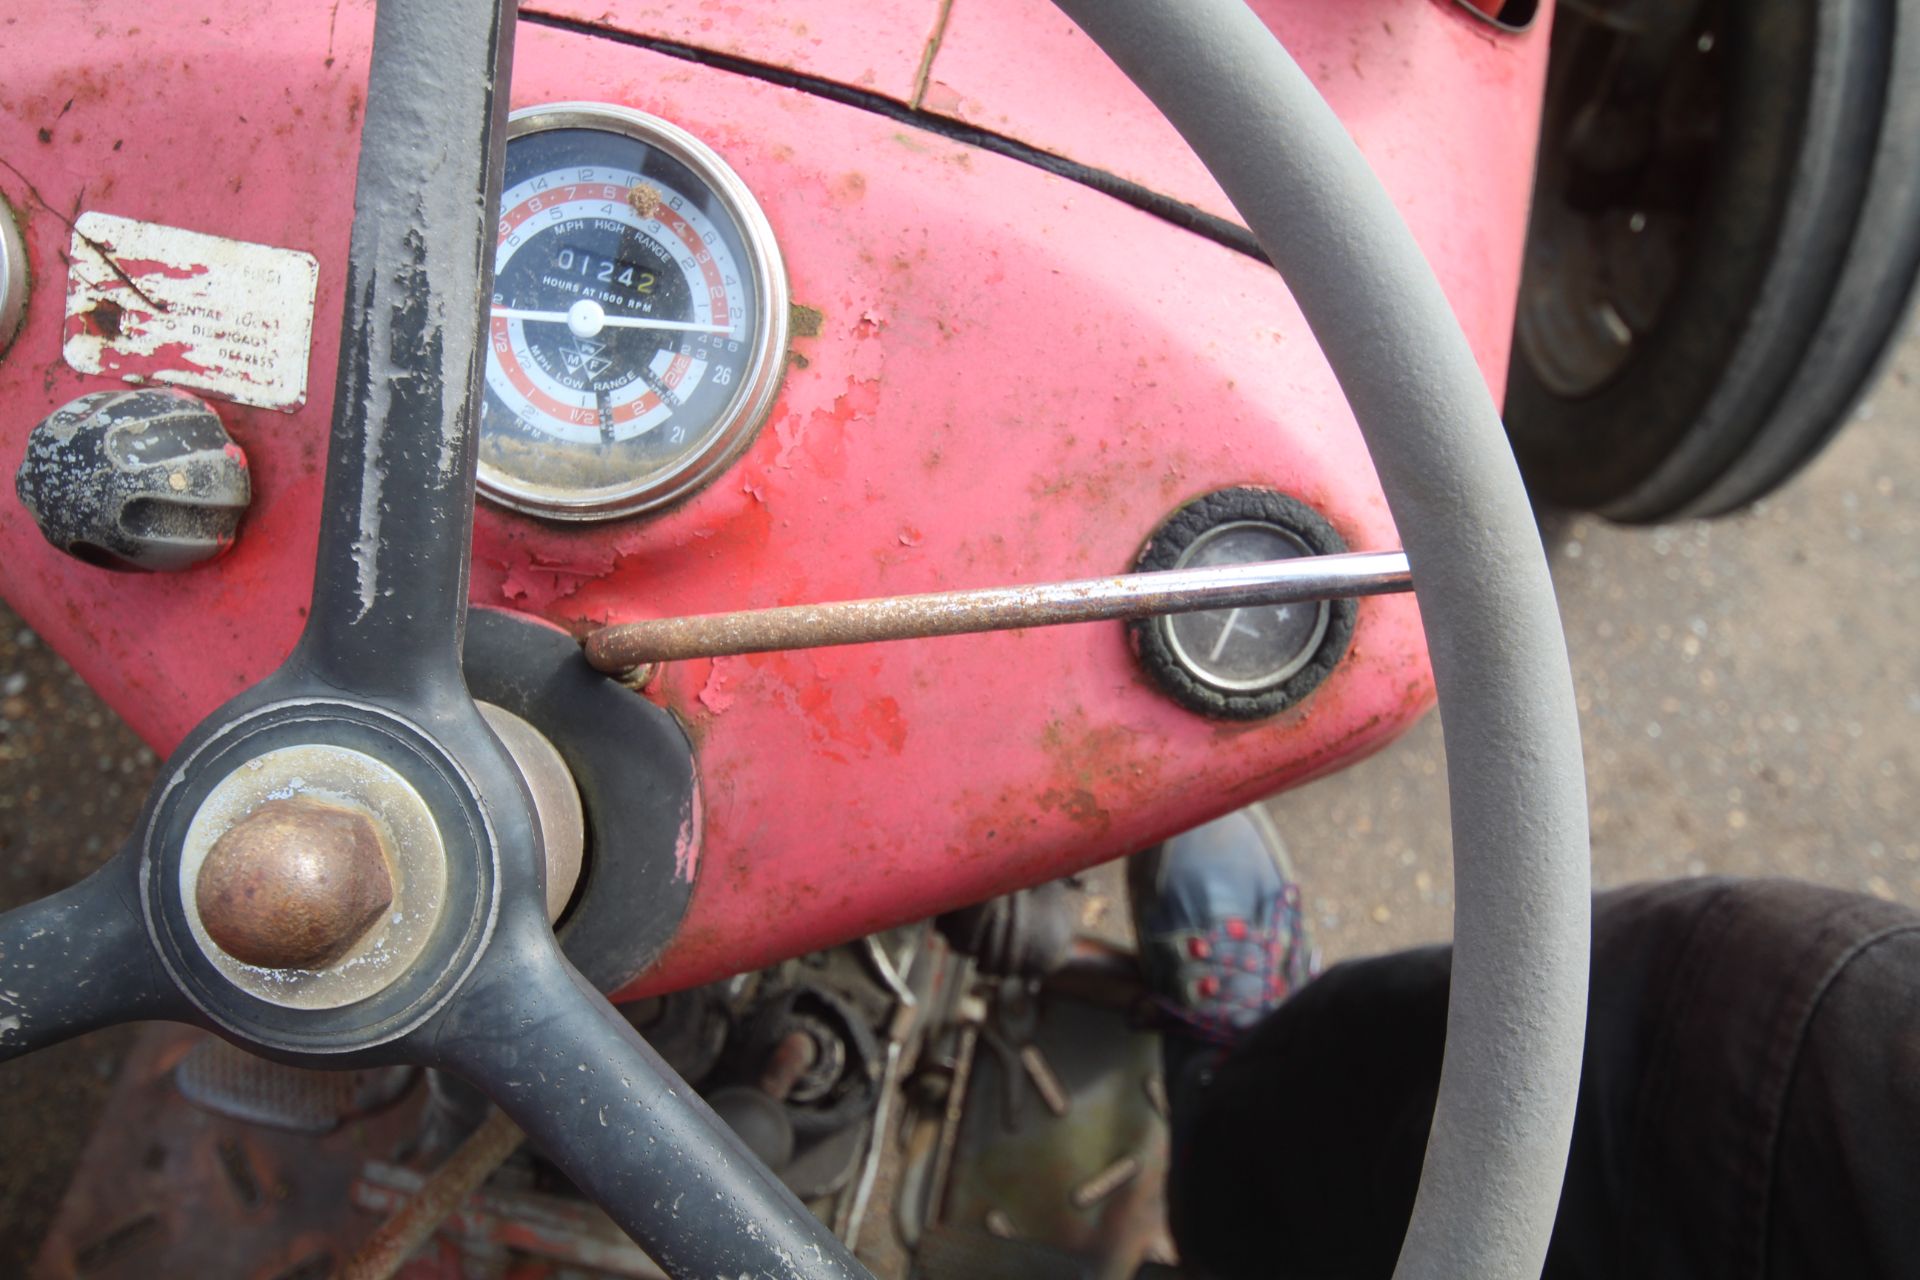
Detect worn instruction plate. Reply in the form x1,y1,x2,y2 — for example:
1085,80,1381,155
63,212,319,412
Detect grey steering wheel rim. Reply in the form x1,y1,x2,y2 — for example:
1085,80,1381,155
1053,3,1593,1277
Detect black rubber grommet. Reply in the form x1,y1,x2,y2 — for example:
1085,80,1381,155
1128,487,1355,720
463,607,700,995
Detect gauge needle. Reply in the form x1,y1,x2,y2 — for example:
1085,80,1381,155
490,298,731,338
596,390,616,442
1207,607,1244,662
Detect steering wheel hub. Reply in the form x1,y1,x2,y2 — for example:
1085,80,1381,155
179,739,450,1007
195,795,396,971
137,698,500,1052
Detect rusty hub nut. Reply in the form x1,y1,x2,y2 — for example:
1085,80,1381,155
195,797,396,970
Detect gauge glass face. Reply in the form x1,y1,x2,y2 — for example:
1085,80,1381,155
478,106,786,520
1163,523,1331,692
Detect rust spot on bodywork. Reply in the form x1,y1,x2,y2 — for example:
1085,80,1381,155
832,172,867,203
1036,786,1109,833
85,298,124,339
788,303,824,339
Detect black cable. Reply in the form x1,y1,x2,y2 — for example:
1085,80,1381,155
519,9,1271,266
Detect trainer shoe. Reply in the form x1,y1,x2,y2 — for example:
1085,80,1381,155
1129,805,1317,1045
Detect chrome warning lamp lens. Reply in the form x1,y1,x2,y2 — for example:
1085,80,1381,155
1165,521,1331,692
1130,488,1357,721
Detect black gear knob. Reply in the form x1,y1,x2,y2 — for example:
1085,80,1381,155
16,387,250,572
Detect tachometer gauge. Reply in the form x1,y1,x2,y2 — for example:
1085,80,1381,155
478,103,788,520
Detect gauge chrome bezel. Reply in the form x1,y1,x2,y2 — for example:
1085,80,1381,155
0,192,28,357
1161,521,1332,694
477,102,790,522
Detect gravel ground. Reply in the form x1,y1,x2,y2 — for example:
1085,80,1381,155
1280,337,1920,961
0,627,153,1272
1,336,1914,1269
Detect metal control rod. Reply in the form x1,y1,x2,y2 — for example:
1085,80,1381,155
583,549,1412,670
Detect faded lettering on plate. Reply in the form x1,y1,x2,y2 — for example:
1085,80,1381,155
62,212,319,413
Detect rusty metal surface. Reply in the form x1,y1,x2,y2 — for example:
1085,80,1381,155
922,0,1551,244
195,797,395,970
353,1164,667,1279
337,1109,524,1280
760,1030,822,1100
939,996,1174,1276
10,348,1920,1279
517,0,942,103
32,1024,424,1280
34,1024,653,1280
584,551,1412,670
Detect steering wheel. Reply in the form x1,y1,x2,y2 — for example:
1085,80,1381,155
0,1,1590,1277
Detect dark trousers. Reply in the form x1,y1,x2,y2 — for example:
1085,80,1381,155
1169,878,1920,1280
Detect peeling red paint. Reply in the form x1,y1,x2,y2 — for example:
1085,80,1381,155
696,660,735,714
673,780,703,883
66,335,215,378
854,694,907,755
98,254,212,281
0,2,1532,1000
736,651,913,762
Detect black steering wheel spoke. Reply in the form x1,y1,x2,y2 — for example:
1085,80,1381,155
137,0,874,1268
292,0,517,701
0,847,190,1063
420,917,870,1279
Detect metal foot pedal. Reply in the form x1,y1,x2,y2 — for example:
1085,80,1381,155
175,1036,415,1134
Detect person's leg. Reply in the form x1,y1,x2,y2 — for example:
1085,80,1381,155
1584,879,1920,1280
1168,941,1451,1280
1133,808,1424,1278
1765,923,1920,1278
1128,808,1321,1248
1146,866,1920,1280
